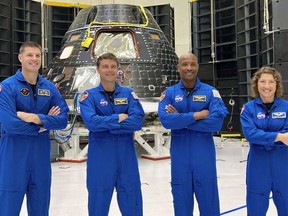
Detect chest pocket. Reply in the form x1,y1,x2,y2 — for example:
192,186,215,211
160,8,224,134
269,112,287,131
113,97,129,114
172,94,209,112
15,87,32,112
36,91,53,114
15,87,52,114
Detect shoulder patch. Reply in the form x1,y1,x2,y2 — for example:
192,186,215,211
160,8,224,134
79,91,89,102
0,84,2,93
212,89,221,98
160,91,166,101
240,105,245,115
131,92,139,99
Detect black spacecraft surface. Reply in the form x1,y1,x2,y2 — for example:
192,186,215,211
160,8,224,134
44,4,179,114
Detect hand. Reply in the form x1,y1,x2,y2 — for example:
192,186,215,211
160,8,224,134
118,113,128,123
275,132,288,145
165,104,178,113
48,106,61,115
193,110,209,120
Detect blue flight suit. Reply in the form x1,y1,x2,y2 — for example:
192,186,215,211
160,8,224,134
240,97,288,216
79,82,144,216
158,79,228,216
0,69,69,216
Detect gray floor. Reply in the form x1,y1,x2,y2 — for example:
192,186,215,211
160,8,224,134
20,137,278,216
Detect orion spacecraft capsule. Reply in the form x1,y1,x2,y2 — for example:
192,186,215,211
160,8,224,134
44,4,179,114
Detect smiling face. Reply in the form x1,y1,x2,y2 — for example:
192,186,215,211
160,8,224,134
177,53,199,88
97,58,118,85
257,73,276,103
18,46,42,74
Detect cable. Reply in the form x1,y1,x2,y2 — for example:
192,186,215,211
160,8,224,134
53,91,85,144
226,88,235,132
52,109,79,144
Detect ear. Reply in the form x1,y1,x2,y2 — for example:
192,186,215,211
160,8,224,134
176,64,179,72
18,54,22,63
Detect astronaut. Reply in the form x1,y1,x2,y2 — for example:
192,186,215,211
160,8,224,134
79,52,144,216
158,53,228,216
240,66,288,215
0,41,69,215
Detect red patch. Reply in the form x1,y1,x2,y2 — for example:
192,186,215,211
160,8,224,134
160,91,166,101
79,91,89,102
21,88,30,96
0,85,2,93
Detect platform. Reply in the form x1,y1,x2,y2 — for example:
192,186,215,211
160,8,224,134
135,126,171,160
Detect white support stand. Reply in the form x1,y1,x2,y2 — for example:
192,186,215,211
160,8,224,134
135,126,171,160
58,125,171,162
59,126,89,163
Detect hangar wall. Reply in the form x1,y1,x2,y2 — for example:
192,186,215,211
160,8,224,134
1,0,288,133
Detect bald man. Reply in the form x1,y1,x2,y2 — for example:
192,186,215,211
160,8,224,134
158,53,228,216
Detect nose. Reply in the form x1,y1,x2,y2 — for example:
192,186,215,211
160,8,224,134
187,64,193,70
32,55,40,61
263,81,270,87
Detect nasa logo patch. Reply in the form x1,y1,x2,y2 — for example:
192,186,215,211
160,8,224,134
100,99,108,106
175,95,183,102
79,91,89,102
21,88,30,96
257,112,266,119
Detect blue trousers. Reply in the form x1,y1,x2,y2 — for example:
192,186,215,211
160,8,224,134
0,135,51,216
86,137,143,216
246,147,288,216
170,132,220,216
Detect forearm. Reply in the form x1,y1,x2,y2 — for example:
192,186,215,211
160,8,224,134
17,112,43,125
112,115,143,132
187,116,224,132
159,112,196,129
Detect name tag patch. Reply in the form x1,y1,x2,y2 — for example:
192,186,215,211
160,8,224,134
272,112,286,119
38,89,50,96
193,95,206,102
114,98,128,105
